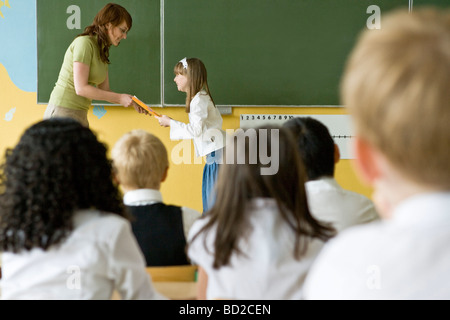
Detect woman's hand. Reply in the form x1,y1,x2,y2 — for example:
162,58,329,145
156,115,172,127
73,63,145,113
121,94,149,115
119,94,134,108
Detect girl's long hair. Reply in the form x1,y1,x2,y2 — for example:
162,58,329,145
0,118,127,253
174,58,216,113
189,126,336,269
78,3,132,64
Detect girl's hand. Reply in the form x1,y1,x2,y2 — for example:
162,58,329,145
156,115,172,127
131,102,150,115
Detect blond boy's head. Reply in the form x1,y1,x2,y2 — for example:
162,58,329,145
342,8,450,189
112,130,169,190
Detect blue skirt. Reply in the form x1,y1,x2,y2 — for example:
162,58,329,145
202,149,223,213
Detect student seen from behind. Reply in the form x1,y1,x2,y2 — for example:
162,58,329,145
0,118,164,300
284,116,379,233
112,129,201,267
304,8,450,299
187,126,336,300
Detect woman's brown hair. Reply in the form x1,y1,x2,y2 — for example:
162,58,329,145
78,3,132,64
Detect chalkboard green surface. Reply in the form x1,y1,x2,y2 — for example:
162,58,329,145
163,0,408,106
414,0,449,9
37,0,160,105
37,0,448,107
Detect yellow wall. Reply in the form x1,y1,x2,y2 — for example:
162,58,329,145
0,62,372,213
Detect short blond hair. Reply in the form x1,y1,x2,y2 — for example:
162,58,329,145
341,8,450,188
112,130,168,189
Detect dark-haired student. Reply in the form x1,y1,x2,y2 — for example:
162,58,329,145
0,118,165,300
187,126,336,300
284,117,379,233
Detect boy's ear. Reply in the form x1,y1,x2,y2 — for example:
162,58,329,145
353,136,382,185
161,166,169,183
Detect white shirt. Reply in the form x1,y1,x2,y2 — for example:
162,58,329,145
303,192,450,300
305,177,379,232
170,90,225,157
187,198,326,300
123,189,201,239
0,210,166,300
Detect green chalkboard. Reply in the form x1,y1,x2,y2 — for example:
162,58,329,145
37,0,448,107
37,0,160,105
163,0,410,106
414,0,449,9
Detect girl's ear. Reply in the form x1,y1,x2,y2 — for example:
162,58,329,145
352,136,382,186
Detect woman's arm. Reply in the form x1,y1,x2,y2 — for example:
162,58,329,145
74,62,147,113
97,70,110,91
96,69,147,114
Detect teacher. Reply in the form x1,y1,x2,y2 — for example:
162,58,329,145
44,3,146,127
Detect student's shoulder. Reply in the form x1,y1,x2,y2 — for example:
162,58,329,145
340,186,375,204
181,206,202,219
318,220,387,262
304,220,391,299
73,210,131,238
186,214,213,240
191,90,212,107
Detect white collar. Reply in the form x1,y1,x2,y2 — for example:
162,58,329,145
123,189,163,206
305,177,340,190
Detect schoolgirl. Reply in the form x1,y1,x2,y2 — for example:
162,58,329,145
157,58,225,213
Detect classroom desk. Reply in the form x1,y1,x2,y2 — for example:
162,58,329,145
154,281,197,300
111,281,198,300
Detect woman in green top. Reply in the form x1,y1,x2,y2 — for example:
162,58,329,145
44,3,146,127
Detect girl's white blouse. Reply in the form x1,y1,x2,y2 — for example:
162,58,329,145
170,90,226,157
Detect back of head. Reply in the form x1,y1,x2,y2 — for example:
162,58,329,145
219,125,307,206
341,8,450,189
195,125,335,269
112,130,168,190
283,117,335,180
0,118,124,252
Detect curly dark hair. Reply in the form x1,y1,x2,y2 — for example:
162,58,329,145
0,118,127,253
